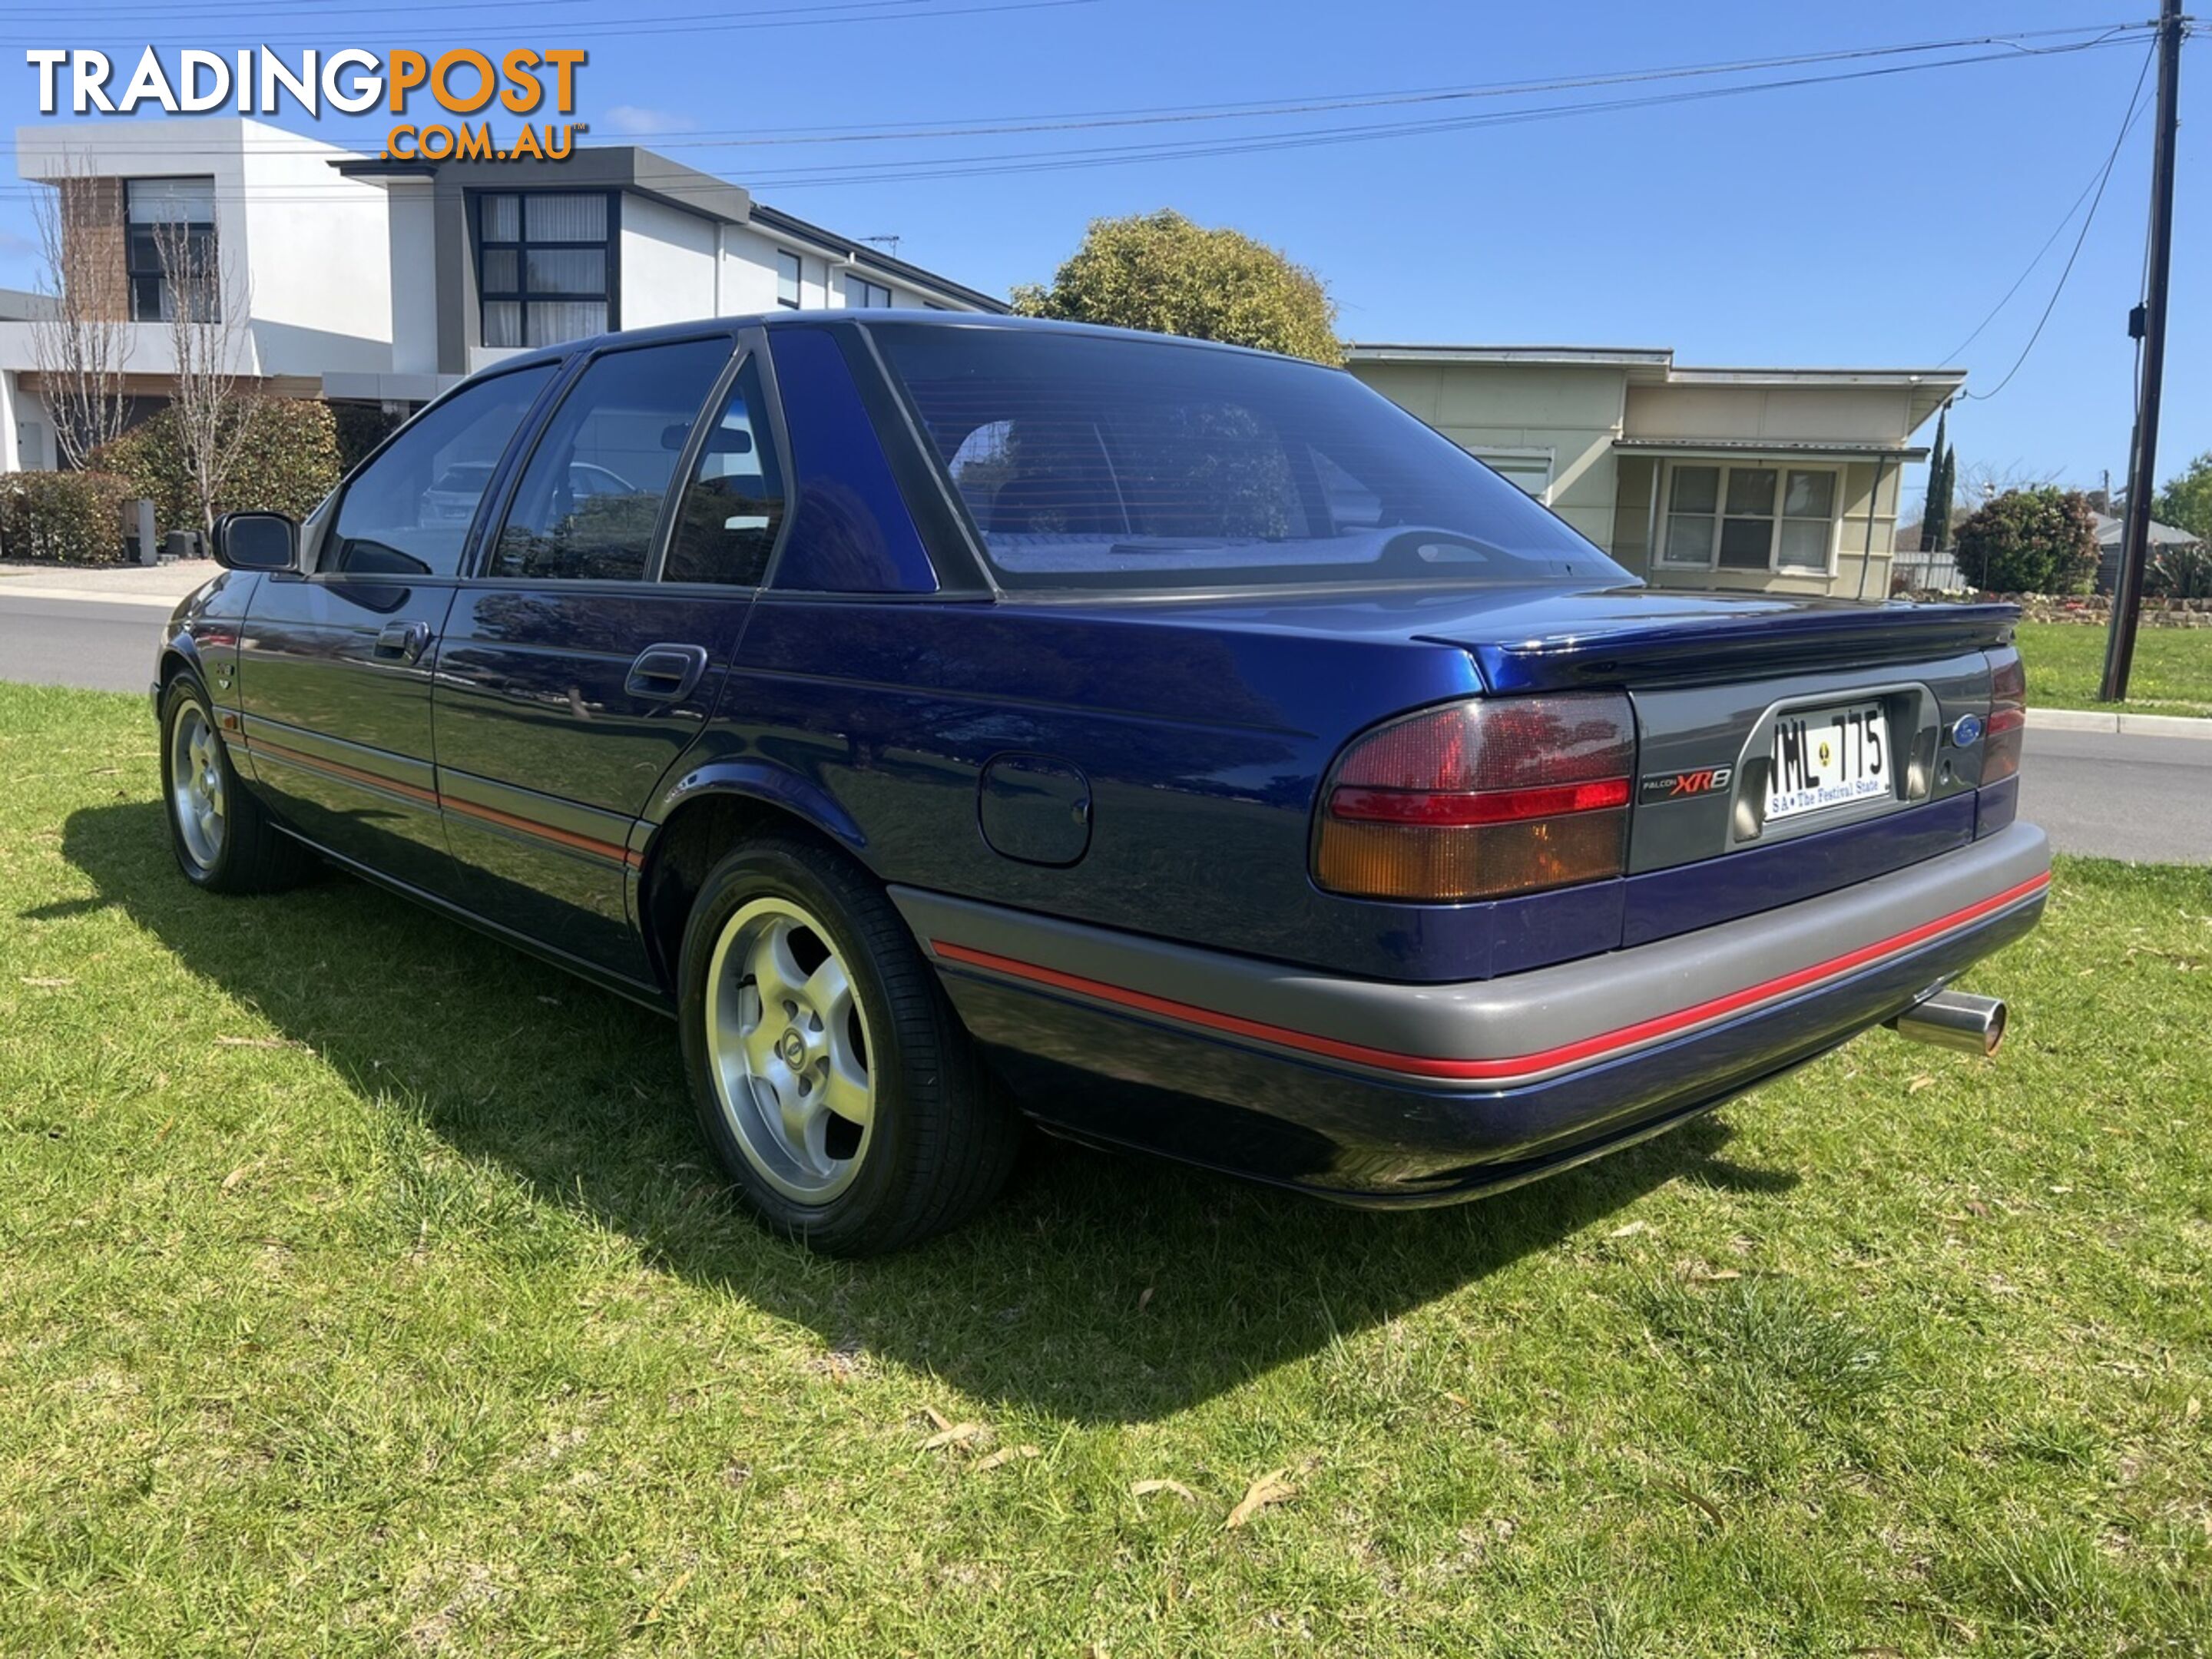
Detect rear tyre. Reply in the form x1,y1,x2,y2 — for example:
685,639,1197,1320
677,834,1020,1255
159,677,317,894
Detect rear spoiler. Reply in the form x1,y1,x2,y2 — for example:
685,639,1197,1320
1444,602,2022,694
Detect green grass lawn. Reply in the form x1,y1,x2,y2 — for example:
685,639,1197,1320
2013,621,2212,719
2,682,2208,1656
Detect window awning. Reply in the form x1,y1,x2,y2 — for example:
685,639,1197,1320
1614,438,1928,463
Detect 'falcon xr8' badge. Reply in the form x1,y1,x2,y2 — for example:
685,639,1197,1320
1640,765,1735,803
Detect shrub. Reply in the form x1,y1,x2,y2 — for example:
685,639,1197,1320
0,471,137,565
2144,541,2212,600
328,399,407,473
1952,487,2100,595
2152,450,2212,542
94,398,343,536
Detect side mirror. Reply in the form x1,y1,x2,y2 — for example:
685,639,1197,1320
214,511,298,572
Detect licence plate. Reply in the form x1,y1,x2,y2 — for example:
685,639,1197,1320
1767,702,1891,822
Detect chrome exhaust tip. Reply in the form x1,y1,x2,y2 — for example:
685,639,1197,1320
1888,989,2008,1058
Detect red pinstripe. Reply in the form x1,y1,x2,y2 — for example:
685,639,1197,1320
930,870,2051,1084
240,736,642,869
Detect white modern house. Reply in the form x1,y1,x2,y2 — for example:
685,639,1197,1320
1350,345,1965,598
326,138,1004,402
0,118,1003,470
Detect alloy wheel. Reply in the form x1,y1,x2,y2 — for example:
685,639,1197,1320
703,896,877,1203
169,704,227,873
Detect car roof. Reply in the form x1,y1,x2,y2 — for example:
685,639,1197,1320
481,310,1320,375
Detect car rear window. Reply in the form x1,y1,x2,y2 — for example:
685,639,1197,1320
873,324,1628,592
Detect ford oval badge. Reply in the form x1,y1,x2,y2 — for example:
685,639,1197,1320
1950,714,1985,748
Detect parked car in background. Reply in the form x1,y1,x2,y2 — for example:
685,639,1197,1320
154,314,2048,1253
424,459,637,526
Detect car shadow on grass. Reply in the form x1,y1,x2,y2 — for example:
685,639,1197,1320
55,800,1800,1426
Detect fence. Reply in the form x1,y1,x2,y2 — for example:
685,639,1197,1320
1890,549,1964,591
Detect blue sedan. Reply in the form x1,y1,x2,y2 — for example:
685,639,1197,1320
154,314,2047,1253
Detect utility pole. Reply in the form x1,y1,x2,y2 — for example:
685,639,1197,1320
2101,0,2187,702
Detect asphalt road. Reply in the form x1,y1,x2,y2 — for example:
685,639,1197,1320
2,591,2206,866
2015,727,2212,867
0,594,167,695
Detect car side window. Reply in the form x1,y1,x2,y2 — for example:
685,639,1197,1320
664,356,786,587
326,366,553,578
488,336,734,582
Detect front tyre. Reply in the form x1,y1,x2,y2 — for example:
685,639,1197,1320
158,677,316,894
677,836,1018,1255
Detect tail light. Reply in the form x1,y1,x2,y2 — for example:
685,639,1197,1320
1984,654,2025,783
1313,693,1637,902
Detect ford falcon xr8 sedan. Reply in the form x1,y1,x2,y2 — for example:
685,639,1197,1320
156,313,2048,1254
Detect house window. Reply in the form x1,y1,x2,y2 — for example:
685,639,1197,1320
1661,462,1838,574
1469,448,1553,502
126,177,218,322
846,274,892,309
477,191,613,349
775,250,803,309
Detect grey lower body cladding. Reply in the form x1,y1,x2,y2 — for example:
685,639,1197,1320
895,823,2051,1200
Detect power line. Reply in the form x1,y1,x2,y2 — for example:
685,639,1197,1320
0,0,909,16
1962,35,2158,402
1,0,1101,49
607,35,2157,192
1937,38,2156,366
0,20,2151,161
636,22,2160,151
0,26,2151,194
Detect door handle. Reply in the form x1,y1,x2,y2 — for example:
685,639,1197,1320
373,620,432,664
625,643,710,702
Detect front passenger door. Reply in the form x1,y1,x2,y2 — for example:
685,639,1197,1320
234,365,556,896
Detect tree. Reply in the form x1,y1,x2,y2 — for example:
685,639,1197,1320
153,217,264,535
28,151,131,469
1952,458,2049,512
1916,409,1953,552
1952,486,2101,594
2151,451,2212,541
1933,440,1957,550
1011,210,1342,364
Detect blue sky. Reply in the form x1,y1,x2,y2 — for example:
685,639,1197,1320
2,0,2204,508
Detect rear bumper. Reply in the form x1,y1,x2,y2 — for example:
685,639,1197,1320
895,821,2051,1204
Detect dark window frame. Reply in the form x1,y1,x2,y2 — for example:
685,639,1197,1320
774,249,803,309
473,189,621,350
662,350,790,588
319,360,562,581
125,177,219,323
478,331,740,586
846,273,892,310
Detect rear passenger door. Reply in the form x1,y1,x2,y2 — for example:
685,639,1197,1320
434,330,786,981
234,364,555,896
